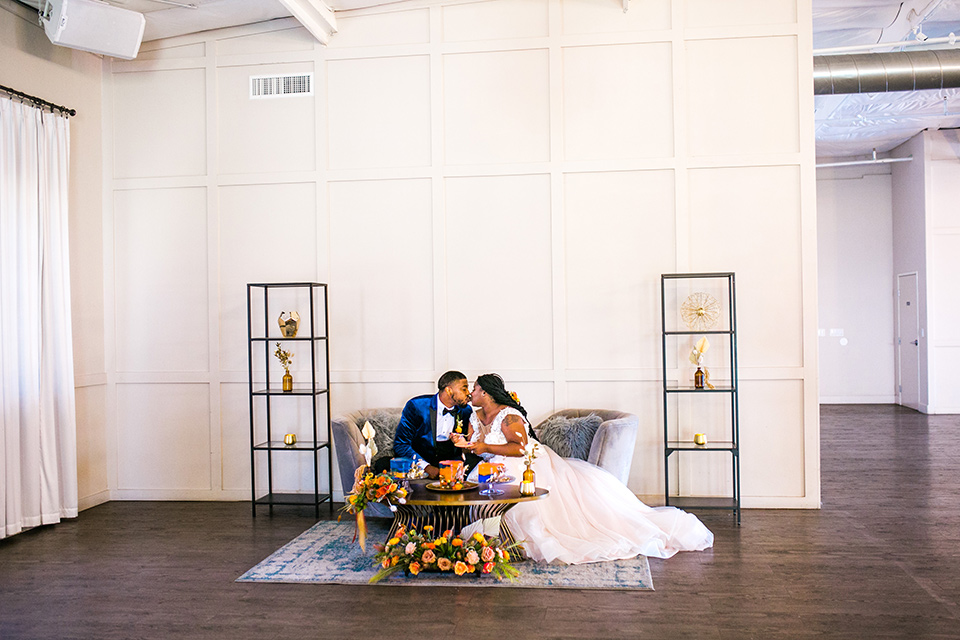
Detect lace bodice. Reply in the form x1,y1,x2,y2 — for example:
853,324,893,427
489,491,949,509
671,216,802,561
469,407,527,447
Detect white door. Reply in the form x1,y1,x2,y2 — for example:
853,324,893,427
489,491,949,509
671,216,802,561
897,273,920,410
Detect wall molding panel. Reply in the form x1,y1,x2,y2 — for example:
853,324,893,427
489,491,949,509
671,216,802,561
103,0,819,507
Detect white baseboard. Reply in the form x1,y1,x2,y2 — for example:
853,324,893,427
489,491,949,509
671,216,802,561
636,494,820,509
78,490,111,511
818,395,897,404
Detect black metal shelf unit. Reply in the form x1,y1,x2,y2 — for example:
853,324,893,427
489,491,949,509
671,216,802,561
661,272,740,524
247,282,332,517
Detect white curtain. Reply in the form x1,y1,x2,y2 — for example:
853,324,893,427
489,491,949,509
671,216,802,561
0,95,78,540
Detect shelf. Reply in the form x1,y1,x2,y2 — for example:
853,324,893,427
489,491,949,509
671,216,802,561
254,492,332,507
664,384,736,393
661,272,734,280
252,386,328,396
666,441,738,452
664,330,734,336
248,281,333,518
666,497,739,511
662,272,740,524
250,336,327,342
253,440,330,451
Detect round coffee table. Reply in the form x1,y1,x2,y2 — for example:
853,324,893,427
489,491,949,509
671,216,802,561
387,479,549,560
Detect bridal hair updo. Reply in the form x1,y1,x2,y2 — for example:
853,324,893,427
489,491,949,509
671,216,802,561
475,373,538,441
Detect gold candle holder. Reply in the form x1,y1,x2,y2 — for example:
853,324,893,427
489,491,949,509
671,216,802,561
693,433,706,446
283,433,297,446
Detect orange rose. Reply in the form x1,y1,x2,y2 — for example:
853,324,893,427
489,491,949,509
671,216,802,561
409,562,421,576
421,549,437,564
454,561,468,576
381,558,391,569
482,562,494,574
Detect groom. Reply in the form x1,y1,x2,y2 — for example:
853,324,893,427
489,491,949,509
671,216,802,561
387,371,481,479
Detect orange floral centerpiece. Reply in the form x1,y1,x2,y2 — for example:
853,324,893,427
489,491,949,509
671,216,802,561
370,525,520,583
340,465,408,551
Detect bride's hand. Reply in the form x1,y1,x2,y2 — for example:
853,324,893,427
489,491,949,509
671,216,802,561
466,442,488,455
450,432,463,444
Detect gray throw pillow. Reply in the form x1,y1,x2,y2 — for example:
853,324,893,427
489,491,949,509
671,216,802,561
535,413,603,461
363,410,400,467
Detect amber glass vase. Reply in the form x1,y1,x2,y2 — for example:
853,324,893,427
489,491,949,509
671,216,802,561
519,460,536,496
282,371,293,392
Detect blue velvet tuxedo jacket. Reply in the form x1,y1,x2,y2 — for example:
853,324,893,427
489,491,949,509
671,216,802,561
392,393,472,466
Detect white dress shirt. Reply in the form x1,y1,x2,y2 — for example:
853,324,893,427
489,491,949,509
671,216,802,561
436,397,457,441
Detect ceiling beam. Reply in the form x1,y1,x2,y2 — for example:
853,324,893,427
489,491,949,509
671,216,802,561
277,0,337,45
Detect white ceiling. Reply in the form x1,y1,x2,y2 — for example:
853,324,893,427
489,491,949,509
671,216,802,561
814,0,960,158
18,0,960,159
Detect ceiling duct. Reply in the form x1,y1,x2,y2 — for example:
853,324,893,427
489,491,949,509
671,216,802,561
814,49,960,95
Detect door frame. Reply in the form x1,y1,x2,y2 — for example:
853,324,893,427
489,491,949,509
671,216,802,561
896,272,920,410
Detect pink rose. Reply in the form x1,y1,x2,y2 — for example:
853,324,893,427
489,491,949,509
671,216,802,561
465,549,480,565
437,557,452,571
481,546,495,562
421,549,436,564
404,542,417,554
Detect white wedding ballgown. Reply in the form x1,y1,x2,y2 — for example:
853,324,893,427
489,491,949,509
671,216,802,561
469,408,714,564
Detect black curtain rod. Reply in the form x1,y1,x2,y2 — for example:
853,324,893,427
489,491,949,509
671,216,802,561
0,84,76,117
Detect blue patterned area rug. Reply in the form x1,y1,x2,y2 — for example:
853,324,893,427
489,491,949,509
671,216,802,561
237,520,653,590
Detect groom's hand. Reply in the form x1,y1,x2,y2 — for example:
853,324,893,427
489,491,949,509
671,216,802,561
424,464,440,479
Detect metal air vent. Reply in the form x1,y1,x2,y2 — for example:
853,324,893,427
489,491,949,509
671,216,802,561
250,73,313,99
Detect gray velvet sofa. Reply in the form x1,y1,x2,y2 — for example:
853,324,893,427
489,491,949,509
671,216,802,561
331,408,403,518
534,409,639,486
332,407,639,513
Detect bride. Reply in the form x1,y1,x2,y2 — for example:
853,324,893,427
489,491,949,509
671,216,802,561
454,373,714,564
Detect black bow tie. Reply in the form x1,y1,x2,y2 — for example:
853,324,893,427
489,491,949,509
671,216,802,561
443,407,456,416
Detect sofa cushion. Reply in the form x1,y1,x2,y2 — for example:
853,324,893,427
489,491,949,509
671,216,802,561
364,409,401,467
535,413,603,461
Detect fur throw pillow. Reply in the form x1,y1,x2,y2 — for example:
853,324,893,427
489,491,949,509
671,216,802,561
534,413,603,461
362,409,401,467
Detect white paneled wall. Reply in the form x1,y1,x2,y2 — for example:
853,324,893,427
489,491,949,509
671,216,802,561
103,0,819,506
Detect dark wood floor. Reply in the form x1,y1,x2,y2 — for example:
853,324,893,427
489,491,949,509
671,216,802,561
2,405,959,639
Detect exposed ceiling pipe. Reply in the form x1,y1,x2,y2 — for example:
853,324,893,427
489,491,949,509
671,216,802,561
816,149,913,169
814,49,960,95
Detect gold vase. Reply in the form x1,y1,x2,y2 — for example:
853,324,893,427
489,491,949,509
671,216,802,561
519,460,536,496
282,371,293,392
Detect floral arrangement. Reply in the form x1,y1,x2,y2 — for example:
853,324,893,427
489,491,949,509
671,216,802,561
274,342,294,373
370,525,520,583
340,464,408,550
689,337,715,389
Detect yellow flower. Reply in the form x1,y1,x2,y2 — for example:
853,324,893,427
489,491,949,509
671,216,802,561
423,525,434,532
454,561,468,576
387,537,400,546
408,562,421,576
451,538,463,547
472,532,485,543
